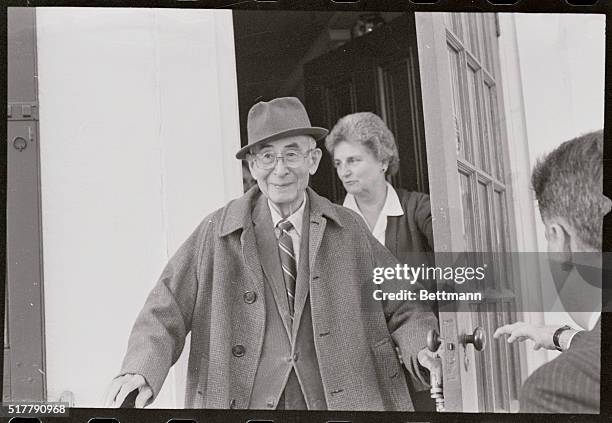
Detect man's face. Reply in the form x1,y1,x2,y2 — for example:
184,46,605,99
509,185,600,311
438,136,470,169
544,218,566,255
248,135,322,216
543,216,600,328
543,216,573,287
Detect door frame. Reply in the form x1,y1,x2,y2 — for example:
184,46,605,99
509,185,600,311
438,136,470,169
5,7,47,402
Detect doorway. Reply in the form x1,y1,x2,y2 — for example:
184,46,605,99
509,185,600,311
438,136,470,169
232,11,426,204
233,10,434,411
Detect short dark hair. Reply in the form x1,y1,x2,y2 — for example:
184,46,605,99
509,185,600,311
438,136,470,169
531,129,610,250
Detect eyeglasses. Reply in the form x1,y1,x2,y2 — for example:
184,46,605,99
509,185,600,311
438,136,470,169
252,149,312,170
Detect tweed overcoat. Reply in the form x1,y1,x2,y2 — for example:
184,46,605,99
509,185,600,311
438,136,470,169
120,186,438,410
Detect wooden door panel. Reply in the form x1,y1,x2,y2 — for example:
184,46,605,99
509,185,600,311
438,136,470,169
6,8,46,402
306,78,358,201
3,296,10,402
416,12,522,412
378,57,429,194
305,13,428,204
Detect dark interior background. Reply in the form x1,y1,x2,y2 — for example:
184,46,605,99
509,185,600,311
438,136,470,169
233,11,403,149
233,11,428,206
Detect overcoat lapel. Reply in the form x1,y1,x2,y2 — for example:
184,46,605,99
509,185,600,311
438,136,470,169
252,194,293,340
305,187,344,279
307,193,327,296
240,224,266,304
291,197,310,340
229,189,266,309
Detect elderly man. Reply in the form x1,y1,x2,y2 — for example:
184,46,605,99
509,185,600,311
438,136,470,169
104,97,438,410
495,130,608,413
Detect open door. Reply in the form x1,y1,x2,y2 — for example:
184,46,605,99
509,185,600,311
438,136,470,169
304,13,428,204
305,11,524,412
303,14,435,411
415,13,523,412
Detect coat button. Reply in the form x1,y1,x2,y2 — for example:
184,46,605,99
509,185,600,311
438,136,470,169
243,291,257,304
266,398,275,408
292,352,299,362
232,344,246,357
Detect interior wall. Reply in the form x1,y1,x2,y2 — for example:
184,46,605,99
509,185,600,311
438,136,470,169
36,8,241,407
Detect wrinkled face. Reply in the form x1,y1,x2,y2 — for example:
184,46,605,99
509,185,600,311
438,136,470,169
332,141,386,197
248,136,321,215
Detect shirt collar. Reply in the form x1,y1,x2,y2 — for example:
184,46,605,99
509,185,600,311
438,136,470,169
382,182,404,217
343,182,404,218
268,192,306,237
588,311,601,331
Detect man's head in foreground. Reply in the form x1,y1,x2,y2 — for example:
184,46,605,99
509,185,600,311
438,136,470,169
236,97,327,217
531,129,610,326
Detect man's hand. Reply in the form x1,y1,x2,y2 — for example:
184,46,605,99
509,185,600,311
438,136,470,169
103,374,153,408
493,321,557,350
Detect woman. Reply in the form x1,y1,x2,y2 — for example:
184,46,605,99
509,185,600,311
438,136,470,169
326,112,436,411
325,112,434,258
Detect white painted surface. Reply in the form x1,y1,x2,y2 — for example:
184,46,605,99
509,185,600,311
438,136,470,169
497,13,549,379
36,8,241,407
514,12,605,257
509,13,605,365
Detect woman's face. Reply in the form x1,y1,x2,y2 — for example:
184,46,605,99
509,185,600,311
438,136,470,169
333,141,386,197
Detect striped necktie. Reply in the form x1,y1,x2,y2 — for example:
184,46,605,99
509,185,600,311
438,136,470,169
277,219,296,317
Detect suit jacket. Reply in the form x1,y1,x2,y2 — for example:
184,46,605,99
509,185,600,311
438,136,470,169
519,318,600,413
248,194,326,409
119,186,438,410
384,188,435,410
384,188,434,258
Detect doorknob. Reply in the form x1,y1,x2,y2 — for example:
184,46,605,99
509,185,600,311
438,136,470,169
427,328,441,352
461,327,486,351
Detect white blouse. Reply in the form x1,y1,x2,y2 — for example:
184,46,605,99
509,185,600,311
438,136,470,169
343,182,404,245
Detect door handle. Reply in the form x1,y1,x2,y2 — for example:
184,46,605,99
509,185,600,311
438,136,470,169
460,327,486,351
426,329,444,412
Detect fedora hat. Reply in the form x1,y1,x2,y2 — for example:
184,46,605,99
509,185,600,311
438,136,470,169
235,97,328,159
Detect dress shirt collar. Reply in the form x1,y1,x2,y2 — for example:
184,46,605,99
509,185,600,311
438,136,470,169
268,192,306,237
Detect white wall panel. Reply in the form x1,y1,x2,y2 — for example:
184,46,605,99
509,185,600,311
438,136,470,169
36,8,240,407
508,13,605,368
